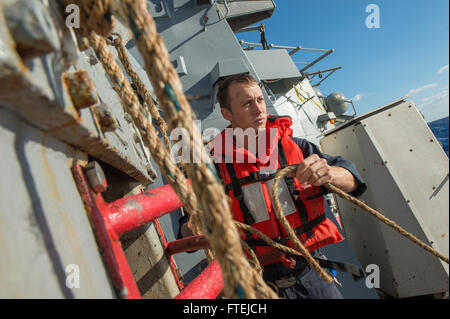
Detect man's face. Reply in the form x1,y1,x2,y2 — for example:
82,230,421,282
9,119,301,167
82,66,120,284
221,82,267,131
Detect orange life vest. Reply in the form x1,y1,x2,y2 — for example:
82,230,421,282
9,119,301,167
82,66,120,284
212,116,344,267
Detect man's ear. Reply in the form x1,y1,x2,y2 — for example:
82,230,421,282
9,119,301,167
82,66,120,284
221,107,232,121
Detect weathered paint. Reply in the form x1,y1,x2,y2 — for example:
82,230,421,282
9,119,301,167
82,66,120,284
0,2,156,185
174,260,223,299
165,235,210,257
0,107,115,298
72,163,141,298
62,70,98,110
107,183,185,236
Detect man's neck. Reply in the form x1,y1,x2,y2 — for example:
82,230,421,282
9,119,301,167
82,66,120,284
232,126,260,154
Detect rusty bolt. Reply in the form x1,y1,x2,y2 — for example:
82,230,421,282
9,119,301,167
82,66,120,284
96,104,118,132
62,70,98,110
88,54,98,66
124,113,133,123
85,161,108,193
133,132,141,143
4,0,60,59
85,48,99,65
146,164,157,180
77,37,90,52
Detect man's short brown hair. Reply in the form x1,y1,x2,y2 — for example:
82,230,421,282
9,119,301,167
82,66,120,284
216,73,258,111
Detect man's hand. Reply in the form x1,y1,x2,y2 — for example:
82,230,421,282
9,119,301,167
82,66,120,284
291,154,358,193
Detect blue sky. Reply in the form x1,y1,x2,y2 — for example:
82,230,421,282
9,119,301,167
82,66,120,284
237,0,449,122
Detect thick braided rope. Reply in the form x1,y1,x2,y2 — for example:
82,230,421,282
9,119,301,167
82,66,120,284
236,221,308,259
108,32,172,151
62,0,207,267
240,239,263,276
275,165,449,265
108,0,278,299
105,32,214,260
272,166,334,283
103,31,208,237
235,222,343,287
87,31,202,227
108,30,215,259
326,183,449,264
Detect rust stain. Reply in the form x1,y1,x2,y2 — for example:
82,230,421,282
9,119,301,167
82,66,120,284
1,59,150,186
0,74,28,94
41,134,62,202
66,144,88,169
62,70,98,110
40,139,97,295
99,113,118,132
441,233,446,238
47,118,80,134
58,207,97,296
90,105,103,133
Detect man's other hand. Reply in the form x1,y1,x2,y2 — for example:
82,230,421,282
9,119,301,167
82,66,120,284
291,154,358,193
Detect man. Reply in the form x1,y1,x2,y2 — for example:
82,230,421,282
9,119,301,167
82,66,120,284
208,73,367,299
180,73,366,298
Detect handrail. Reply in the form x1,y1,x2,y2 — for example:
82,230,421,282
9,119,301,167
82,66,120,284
165,235,210,256
72,163,142,299
238,40,335,77
73,162,224,299
239,40,330,53
106,183,187,236
174,260,223,299
299,49,334,73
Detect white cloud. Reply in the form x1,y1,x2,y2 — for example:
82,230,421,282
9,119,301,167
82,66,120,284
419,89,448,106
353,93,367,102
437,64,449,74
407,83,439,96
416,88,449,122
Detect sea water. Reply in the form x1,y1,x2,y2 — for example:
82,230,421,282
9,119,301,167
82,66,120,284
428,116,449,157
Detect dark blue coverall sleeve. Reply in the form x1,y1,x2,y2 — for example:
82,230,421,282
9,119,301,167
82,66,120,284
290,137,367,198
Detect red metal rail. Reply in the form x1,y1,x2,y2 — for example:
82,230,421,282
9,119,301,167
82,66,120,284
174,260,223,299
106,184,185,236
165,235,210,256
153,218,186,291
72,163,224,299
